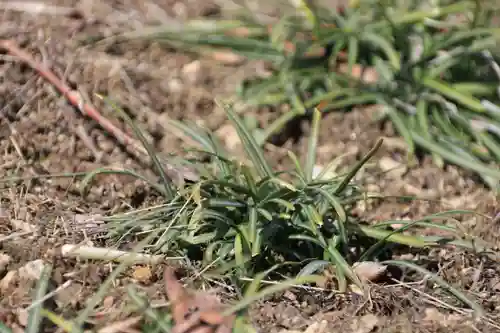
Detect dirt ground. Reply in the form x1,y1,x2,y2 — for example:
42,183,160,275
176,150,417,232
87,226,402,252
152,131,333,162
1,1,500,332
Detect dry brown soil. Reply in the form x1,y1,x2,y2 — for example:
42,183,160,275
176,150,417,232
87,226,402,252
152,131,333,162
1,1,500,332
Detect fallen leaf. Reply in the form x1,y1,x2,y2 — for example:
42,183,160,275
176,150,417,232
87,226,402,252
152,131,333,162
163,266,236,333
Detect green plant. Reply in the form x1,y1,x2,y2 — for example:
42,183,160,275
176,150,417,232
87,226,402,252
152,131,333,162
121,0,500,190
98,99,492,302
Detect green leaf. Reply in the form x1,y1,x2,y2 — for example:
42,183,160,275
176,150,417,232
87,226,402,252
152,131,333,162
334,138,383,195
220,101,274,179
415,99,444,168
361,32,400,70
422,78,486,113
313,187,348,247
347,36,359,81
287,150,306,182
26,265,53,333
385,106,415,159
297,260,330,277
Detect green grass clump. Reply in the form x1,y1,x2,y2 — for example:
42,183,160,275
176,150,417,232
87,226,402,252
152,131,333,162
95,100,491,304
122,0,500,190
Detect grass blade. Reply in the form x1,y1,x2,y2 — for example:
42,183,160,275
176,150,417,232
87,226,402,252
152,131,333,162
334,138,383,195
26,265,52,333
219,100,274,179
304,108,321,182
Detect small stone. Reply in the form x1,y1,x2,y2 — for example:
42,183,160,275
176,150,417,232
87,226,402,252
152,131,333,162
312,165,336,180
283,290,297,301
378,157,407,178
162,78,184,94
216,124,241,150
54,282,81,307
97,138,114,153
182,60,204,84
172,1,187,18
103,295,114,308
0,253,11,273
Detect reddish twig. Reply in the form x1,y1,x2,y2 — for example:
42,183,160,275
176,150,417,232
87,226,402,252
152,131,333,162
0,39,199,185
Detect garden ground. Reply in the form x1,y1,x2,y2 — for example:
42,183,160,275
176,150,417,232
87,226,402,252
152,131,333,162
1,1,500,332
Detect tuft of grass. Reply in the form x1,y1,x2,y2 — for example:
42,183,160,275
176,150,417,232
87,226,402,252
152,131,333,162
94,98,491,316
105,104,374,291
122,0,500,190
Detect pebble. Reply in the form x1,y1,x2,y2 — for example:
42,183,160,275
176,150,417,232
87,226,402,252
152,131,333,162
162,77,184,94
0,253,11,274
216,124,241,150
182,60,204,84
378,156,407,178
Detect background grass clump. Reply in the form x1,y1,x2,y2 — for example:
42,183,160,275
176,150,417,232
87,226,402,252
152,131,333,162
125,0,500,190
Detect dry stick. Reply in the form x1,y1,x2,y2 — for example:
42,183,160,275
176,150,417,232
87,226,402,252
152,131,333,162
0,39,198,185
